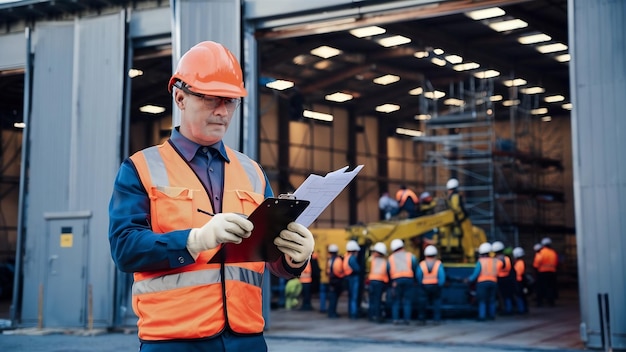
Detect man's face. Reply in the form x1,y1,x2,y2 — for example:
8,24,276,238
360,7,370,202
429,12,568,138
175,89,238,146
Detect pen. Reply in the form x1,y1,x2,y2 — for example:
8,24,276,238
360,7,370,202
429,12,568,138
197,208,215,216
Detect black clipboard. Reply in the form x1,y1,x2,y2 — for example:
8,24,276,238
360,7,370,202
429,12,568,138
208,197,310,263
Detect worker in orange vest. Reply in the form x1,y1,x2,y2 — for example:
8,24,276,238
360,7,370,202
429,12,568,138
395,185,419,218
466,242,498,321
533,237,558,307
343,240,362,319
299,253,315,311
387,239,418,325
492,241,515,315
416,245,446,324
367,242,389,323
326,244,345,318
512,247,528,314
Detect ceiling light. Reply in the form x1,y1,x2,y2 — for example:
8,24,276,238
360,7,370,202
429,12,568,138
502,99,521,106
396,127,423,137
314,60,332,70
373,74,400,85
541,116,552,122
433,48,444,55
445,55,463,64
444,98,465,106
531,107,548,115
424,91,445,99
453,62,480,71
474,70,500,79
490,95,503,102
536,43,568,54
292,55,308,65
377,35,411,47
414,114,431,120
465,7,505,20
409,87,423,95
521,86,545,94
562,103,573,110
488,19,528,32
349,26,386,38
266,79,294,90
303,110,333,122
555,54,571,62
414,51,429,59
128,69,143,78
518,33,551,45
140,105,166,114
310,45,341,59
430,57,447,66
544,95,565,103
503,78,527,87
325,92,353,103
376,104,400,113
14,122,25,128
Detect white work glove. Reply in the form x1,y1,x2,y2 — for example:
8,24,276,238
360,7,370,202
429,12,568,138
187,213,253,259
273,222,314,267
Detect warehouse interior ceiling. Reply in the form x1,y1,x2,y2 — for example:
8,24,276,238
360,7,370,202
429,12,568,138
0,0,569,133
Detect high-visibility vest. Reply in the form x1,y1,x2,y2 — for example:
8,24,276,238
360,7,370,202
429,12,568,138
130,142,267,341
299,261,312,284
477,257,498,283
343,252,355,276
497,256,512,278
514,259,525,282
534,247,558,272
419,259,441,285
395,189,419,207
389,251,414,280
327,255,344,280
368,256,389,283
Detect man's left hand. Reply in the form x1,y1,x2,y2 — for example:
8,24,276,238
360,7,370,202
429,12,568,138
274,222,314,267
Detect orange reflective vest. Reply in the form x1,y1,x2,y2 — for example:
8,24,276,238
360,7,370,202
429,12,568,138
389,251,414,280
343,252,355,276
395,189,419,207
477,257,498,283
327,255,345,280
299,261,312,284
534,247,558,272
419,259,441,285
497,256,512,278
368,256,389,283
130,142,267,341
514,259,525,282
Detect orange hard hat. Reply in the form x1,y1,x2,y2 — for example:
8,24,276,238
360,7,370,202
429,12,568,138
168,41,247,98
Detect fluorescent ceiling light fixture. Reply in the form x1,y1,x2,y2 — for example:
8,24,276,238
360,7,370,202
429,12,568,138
490,95,503,102
474,70,500,79
424,90,446,100
303,110,333,122
555,54,571,62
544,95,565,103
521,86,545,94
503,78,527,87
140,105,166,114
325,92,353,103
128,69,143,78
376,104,400,113
314,60,332,70
433,48,444,55
445,55,463,64
562,103,573,110
414,51,429,59
266,79,294,90
14,122,25,129
518,33,551,45
396,127,423,137
409,87,423,95
536,43,568,54
292,55,307,65
349,26,386,38
377,35,411,47
465,7,505,20
488,19,528,32
373,74,400,85
531,107,548,115
541,116,552,122
310,45,341,59
430,57,447,66
444,98,465,106
502,99,521,107
414,114,431,120
453,62,480,71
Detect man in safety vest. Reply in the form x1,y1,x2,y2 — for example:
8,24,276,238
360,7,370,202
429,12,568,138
533,237,558,307
343,240,362,319
108,41,315,352
326,244,345,318
395,185,419,218
367,242,389,323
416,245,446,325
387,239,418,325
298,253,314,311
445,178,474,262
466,242,498,321
492,241,515,315
512,247,528,314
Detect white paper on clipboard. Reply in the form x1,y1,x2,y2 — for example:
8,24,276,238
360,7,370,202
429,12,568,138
292,165,364,227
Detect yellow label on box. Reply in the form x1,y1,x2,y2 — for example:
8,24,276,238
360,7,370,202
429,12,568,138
60,234,73,248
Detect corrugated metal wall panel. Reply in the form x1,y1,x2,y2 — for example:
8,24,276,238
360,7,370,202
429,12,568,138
0,32,26,70
570,0,626,349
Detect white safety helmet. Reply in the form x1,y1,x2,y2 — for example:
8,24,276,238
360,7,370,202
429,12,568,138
541,237,552,246
533,243,542,252
328,244,339,253
346,240,361,252
513,247,525,259
373,242,387,256
390,239,405,252
478,242,492,255
491,241,505,253
424,245,438,257
446,178,459,190
420,191,433,203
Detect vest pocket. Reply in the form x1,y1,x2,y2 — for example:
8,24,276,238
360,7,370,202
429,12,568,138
149,186,195,233
224,190,264,215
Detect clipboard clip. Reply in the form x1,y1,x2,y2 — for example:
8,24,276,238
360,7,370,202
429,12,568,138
278,193,296,200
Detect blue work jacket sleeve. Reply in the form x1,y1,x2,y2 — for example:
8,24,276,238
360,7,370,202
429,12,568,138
438,265,446,287
468,262,482,283
349,255,360,273
108,159,194,273
416,266,424,282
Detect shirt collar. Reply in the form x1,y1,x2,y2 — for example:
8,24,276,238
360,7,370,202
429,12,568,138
170,127,230,163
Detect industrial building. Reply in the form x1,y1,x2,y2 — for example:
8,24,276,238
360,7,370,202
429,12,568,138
0,0,623,350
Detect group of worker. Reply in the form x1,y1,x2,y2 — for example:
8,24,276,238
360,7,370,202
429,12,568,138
379,185,436,220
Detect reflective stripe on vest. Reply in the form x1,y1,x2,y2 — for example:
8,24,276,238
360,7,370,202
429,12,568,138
419,259,441,285
368,256,389,283
477,257,498,282
130,141,267,341
389,251,413,279
343,253,354,276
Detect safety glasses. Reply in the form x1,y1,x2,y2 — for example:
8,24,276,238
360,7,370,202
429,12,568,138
175,82,241,112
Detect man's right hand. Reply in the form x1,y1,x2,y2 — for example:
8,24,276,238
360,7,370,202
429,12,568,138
186,213,253,259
